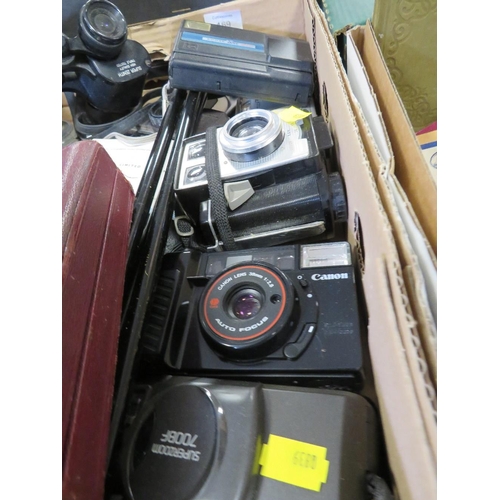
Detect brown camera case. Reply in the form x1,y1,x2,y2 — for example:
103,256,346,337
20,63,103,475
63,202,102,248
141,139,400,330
62,140,134,500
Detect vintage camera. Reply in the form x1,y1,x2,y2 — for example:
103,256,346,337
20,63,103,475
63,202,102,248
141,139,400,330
174,107,347,249
62,0,151,124
119,377,380,500
168,21,315,106
141,241,364,390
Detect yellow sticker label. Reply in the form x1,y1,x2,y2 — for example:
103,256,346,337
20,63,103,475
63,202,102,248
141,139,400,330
277,106,312,124
259,434,329,492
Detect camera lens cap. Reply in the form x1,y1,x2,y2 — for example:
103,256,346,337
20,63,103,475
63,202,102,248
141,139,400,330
124,384,218,500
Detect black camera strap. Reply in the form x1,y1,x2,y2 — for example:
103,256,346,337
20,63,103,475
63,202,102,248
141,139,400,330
205,126,237,251
66,89,162,139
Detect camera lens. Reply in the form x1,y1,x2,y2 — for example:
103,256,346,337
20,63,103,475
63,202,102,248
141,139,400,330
230,118,268,139
220,109,284,162
200,263,297,360
229,288,263,320
79,0,127,59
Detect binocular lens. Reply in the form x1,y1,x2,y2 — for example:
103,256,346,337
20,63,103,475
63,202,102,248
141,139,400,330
79,0,127,58
86,3,126,40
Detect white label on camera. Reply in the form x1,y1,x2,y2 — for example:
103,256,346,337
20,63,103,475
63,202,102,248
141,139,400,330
116,59,140,78
151,430,201,461
204,10,243,29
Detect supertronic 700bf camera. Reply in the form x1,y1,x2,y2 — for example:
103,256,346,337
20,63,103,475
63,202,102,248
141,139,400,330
141,241,364,390
174,107,347,249
121,377,379,500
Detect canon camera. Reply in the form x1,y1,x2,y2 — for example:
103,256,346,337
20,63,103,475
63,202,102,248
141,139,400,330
140,241,364,390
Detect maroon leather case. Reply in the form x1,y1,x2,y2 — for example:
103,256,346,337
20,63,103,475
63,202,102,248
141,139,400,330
62,141,135,500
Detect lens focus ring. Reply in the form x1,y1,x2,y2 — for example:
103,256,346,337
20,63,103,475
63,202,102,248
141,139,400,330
219,109,284,162
199,263,296,360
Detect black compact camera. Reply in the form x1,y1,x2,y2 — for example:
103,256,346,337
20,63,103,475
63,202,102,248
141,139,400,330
173,106,347,249
168,20,315,105
141,241,364,390
119,377,379,500
62,0,151,125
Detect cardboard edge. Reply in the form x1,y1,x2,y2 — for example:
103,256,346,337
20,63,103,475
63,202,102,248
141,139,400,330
346,27,436,264
346,27,437,418
369,257,437,500
362,21,437,256
306,2,436,499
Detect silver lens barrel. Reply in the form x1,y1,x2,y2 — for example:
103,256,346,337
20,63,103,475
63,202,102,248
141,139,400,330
219,109,284,162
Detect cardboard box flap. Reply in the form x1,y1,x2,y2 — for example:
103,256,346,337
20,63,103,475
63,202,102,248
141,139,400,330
345,26,436,272
359,21,437,257
344,51,438,389
369,256,437,500
345,27,392,172
344,25,437,387
309,5,437,498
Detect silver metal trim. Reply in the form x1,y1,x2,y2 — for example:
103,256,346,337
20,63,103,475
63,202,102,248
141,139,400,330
205,200,222,251
234,221,325,243
219,109,283,160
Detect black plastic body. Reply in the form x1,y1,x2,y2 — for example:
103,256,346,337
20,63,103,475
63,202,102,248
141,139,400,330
199,171,346,247
108,90,207,466
120,377,379,500
168,21,314,105
140,244,364,390
62,35,150,121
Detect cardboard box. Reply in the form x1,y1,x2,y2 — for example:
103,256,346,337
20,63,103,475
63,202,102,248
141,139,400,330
340,21,437,500
347,22,437,257
127,2,437,499
344,21,437,384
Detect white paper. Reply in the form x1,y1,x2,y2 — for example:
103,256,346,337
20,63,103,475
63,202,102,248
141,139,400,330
204,10,243,29
94,134,156,194
346,33,437,328
346,38,391,165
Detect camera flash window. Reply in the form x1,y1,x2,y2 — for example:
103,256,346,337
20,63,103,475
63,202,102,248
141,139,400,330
301,242,351,268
